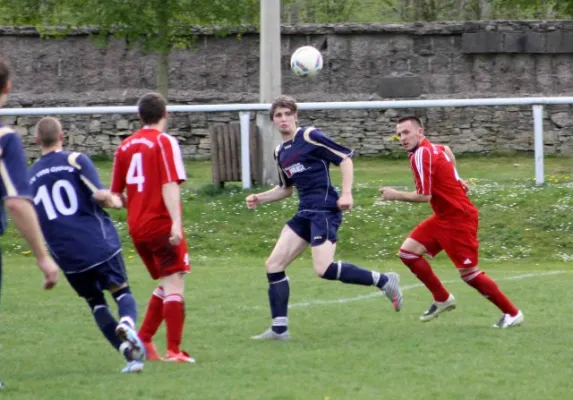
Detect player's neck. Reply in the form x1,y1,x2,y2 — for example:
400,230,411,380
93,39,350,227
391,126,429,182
281,127,298,142
143,120,166,132
42,144,62,155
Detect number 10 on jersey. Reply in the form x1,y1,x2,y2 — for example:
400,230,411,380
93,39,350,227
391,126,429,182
127,153,145,192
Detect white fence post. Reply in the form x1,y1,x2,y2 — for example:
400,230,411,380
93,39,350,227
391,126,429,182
239,111,251,189
532,105,544,186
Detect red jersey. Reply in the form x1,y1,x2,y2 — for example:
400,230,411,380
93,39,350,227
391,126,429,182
408,138,477,220
111,127,186,241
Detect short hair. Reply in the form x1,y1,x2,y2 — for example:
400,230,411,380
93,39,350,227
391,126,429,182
0,56,10,93
397,115,423,128
270,95,298,121
35,117,62,147
137,92,166,125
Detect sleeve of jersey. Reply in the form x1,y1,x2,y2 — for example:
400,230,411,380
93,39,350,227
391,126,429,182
0,132,33,200
68,153,105,194
304,128,353,166
158,134,187,185
274,149,293,188
110,148,126,194
412,147,432,196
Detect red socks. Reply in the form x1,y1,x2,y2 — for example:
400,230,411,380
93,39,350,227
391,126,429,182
163,294,185,354
400,250,450,302
462,271,519,316
138,286,165,343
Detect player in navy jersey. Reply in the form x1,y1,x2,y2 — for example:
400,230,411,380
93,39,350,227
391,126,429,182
246,95,403,340
29,117,146,373
0,58,59,295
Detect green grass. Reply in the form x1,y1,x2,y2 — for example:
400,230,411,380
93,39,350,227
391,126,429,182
1,154,573,399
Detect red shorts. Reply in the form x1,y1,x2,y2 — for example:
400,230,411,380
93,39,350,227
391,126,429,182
133,233,191,280
409,214,479,269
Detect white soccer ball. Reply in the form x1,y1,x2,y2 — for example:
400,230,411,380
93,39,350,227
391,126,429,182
290,46,323,77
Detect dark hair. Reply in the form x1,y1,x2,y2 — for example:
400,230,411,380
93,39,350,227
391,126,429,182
137,92,166,125
35,117,62,147
270,95,298,121
0,56,10,93
397,115,423,127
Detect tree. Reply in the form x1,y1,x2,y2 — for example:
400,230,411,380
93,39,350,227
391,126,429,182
0,0,260,98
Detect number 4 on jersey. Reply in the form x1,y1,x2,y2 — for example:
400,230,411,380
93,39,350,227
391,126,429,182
127,153,145,192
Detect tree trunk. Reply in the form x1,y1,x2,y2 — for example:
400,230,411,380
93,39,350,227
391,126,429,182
156,50,169,100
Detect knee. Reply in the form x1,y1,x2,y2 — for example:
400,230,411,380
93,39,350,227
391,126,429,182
111,286,132,302
86,292,107,313
265,257,286,273
162,272,185,295
317,261,338,280
459,266,482,282
399,248,422,267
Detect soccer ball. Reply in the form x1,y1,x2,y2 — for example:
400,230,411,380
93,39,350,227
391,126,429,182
290,46,323,77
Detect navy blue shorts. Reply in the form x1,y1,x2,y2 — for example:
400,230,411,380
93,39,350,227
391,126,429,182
65,252,128,299
287,210,343,247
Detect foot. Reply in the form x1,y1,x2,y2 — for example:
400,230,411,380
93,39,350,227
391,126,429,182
381,272,403,312
493,310,524,328
116,323,146,361
121,360,144,373
142,341,163,361
165,350,196,363
251,328,290,341
420,294,456,322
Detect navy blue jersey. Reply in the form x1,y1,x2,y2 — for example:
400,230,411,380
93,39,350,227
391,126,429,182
275,126,353,211
0,123,34,234
29,151,121,274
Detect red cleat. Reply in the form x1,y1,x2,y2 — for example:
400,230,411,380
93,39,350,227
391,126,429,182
143,341,163,361
165,350,196,364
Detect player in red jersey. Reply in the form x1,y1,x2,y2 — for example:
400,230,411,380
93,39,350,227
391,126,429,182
380,116,524,328
103,92,194,362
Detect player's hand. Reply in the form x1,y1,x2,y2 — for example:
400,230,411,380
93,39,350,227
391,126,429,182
379,187,399,201
246,194,260,209
337,192,353,211
169,222,183,246
460,180,470,193
93,189,110,203
37,256,59,290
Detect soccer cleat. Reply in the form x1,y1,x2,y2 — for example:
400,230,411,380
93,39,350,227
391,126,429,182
116,323,146,361
381,272,403,312
165,350,196,364
251,328,290,341
121,360,144,373
142,341,163,361
493,310,524,328
420,294,456,322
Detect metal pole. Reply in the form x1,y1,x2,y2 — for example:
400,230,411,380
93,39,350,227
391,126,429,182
533,105,544,186
239,111,252,189
257,0,282,186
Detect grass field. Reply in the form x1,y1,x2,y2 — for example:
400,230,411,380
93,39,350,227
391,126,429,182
1,154,573,399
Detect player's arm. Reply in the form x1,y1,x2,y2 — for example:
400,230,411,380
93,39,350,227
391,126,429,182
108,148,127,205
246,149,293,209
1,133,58,289
380,147,432,203
68,152,124,208
304,128,355,210
158,134,187,245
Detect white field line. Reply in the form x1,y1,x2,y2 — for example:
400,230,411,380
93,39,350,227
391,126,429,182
245,270,567,310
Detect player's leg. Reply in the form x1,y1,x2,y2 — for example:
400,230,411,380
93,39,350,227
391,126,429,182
311,212,403,311
444,223,523,328
65,270,141,372
252,217,309,340
99,253,145,361
151,235,193,362
133,241,164,360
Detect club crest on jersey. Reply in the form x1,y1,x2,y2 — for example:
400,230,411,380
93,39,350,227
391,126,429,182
284,162,307,177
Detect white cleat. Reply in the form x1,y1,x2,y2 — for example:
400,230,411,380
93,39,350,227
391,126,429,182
116,322,146,361
493,310,524,328
381,272,403,312
251,328,290,341
121,360,144,373
420,294,456,322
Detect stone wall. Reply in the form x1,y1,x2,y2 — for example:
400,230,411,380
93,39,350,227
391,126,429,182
1,21,573,158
